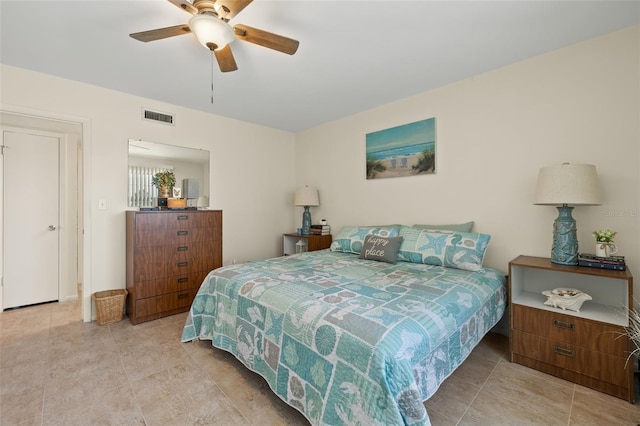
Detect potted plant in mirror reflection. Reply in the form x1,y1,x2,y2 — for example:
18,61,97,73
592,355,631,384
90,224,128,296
152,170,176,198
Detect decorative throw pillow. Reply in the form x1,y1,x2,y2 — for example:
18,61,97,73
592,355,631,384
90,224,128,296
330,225,401,254
359,235,403,263
397,226,490,271
413,221,474,233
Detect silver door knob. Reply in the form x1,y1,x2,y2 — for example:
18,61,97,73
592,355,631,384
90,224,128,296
48,225,56,231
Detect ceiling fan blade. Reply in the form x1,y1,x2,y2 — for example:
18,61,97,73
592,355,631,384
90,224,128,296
214,0,253,20
168,0,198,15
214,45,238,72
234,24,299,55
130,24,191,42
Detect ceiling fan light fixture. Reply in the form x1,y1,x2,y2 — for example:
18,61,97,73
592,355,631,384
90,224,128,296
189,14,235,50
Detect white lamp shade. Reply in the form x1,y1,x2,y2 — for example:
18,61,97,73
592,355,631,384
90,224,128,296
294,185,319,206
534,163,601,206
189,14,235,50
196,196,209,208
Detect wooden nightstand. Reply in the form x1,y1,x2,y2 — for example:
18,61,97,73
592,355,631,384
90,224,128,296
282,233,332,255
508,255,634,402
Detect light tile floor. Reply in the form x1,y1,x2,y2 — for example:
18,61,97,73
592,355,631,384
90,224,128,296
1,299,639,425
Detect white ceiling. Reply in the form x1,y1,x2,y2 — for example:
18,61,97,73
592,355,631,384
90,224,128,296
1,1,638,133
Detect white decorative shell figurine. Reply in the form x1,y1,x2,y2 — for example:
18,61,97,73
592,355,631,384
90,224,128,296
542,288,592,312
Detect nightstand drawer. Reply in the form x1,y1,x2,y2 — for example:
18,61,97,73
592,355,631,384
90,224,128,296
512,304,627,355
512,330,630,386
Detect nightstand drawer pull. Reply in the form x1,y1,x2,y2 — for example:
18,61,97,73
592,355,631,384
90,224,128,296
553,345,575,357
177,277,188,283
177,246,188,251
177,215,188,220
177,261,188,267
177,230,188,236
553,320,574,331
178,293,189,300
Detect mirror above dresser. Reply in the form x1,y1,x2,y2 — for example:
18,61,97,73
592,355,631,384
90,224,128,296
127,139,210,208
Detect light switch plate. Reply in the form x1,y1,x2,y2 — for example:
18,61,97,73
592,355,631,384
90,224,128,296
98,199,107,210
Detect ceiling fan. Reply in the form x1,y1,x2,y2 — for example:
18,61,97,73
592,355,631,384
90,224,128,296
130,0,299,72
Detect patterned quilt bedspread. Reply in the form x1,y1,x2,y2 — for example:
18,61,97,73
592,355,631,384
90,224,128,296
181,250,506,425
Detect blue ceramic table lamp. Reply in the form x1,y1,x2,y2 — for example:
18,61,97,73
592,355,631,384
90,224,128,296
294,185,320,235
534,163,600,265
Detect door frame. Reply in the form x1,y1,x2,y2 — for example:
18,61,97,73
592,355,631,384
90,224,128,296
1,104,92,322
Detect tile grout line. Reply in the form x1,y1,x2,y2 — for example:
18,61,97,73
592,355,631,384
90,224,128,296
181,338,253,424
39,306,54,426
40,299,82,426
454,353,503,425
567,384,576,426
108,321,149,426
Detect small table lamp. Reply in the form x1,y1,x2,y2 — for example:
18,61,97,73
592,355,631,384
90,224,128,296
294,185,319,235
534,163,601,265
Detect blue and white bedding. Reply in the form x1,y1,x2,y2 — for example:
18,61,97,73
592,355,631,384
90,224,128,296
182,250,506,425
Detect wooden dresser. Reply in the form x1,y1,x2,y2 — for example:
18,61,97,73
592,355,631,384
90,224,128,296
509,255,634,402
126,210,222,325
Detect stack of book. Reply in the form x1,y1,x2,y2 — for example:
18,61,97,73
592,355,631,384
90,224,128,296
578,253,626,271
310,224,331,235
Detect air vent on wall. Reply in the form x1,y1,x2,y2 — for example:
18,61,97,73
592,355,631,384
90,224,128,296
142,108,175,126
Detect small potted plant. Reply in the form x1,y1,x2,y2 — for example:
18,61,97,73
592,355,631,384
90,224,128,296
593,228,618,258
152,170,176,198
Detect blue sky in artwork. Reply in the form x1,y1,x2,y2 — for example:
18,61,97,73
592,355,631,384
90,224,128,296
366,118,435,152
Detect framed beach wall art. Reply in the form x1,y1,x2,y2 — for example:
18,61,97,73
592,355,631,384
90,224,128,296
366,117,436,179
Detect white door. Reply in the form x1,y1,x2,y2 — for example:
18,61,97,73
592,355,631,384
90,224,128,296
3,129,59,309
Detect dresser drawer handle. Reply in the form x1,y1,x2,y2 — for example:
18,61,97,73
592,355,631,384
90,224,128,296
177,246,188,252
177,215,188,221
177,261,188,267
177,277,189,283
553,345,575,357
553,320,574,331
177,230,188,236
178,293,189,300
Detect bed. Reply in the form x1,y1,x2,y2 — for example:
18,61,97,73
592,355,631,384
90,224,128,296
181,225,507,425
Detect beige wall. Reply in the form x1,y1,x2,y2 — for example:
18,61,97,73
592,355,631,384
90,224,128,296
1,65,296,319
1,25,638,317
295,26,640,295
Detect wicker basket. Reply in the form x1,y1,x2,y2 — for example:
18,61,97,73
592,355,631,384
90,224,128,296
92,289,128,325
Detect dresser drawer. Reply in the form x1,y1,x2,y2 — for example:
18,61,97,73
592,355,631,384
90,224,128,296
135,226,219,247
135,288,199,318
134,271,208,299
134,212,220,231
133,240,220,281
167,256,219,277
511,330,630,386
512,304,627,355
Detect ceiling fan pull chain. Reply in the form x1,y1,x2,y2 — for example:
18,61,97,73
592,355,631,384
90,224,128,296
210,52,214,103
